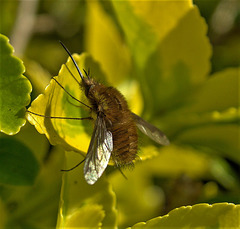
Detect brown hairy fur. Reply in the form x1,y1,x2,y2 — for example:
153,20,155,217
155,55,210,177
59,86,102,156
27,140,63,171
84,79,138,167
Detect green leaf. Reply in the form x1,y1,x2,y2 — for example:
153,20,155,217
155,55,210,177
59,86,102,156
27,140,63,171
109,144,238,227
0,34,32,135
0,199,7,228
184,67,239,113
111,2,212,115
161,68,239,133
61,204,105,228
177,124,240,163
111,0,158,69
160,68,240,163
1,145,64,228
129,0,192,42
57,151,117,228
130,203,240,228
85,1,131,85
85,2,144,116
0,137,39,185
143,6,211,114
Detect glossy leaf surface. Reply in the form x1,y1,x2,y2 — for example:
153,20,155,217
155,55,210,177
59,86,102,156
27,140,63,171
131,203,240,228
0,34,32,135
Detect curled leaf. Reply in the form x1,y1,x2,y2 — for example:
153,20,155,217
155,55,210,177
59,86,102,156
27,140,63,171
27,53,106,155
131,203,240,228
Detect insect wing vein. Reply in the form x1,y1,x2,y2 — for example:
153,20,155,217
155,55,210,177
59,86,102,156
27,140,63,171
132,113,170,145
84,115,113,185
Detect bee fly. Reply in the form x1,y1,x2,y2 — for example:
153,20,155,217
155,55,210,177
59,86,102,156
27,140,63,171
27,41,170,185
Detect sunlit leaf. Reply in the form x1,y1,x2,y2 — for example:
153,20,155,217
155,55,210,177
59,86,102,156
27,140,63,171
63,204,105,228
0,34,32,135
85,1,131,85
143,6,212,114
57,151,117,228
85,1,143,115
183,67,239,113
27,53,106,156
177,124,240,163
111,2,212,115
129,0,192,42
109,145,209,227
110,144,238,227
111,0,158,69
159,68,240,163
130,203,240,228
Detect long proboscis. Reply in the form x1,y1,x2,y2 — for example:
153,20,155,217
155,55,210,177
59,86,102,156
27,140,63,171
59,41,85,80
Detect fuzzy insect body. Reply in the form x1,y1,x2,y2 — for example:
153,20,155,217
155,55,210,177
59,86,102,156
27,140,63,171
27,41,170,185
83,78,138,167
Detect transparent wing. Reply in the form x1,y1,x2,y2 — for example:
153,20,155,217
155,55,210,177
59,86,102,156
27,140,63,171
84,115,113,185
132,113,170,146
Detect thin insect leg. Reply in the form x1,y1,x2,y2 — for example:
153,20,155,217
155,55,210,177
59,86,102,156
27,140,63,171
52,77,92,110
111,153,128,180
64,64,81,86
87,68,90,77
117,167,128,180
61,158,85,172
27,110,93,121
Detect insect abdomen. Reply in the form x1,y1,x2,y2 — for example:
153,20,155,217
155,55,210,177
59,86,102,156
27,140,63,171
104,87,138,166
89,84,138,166
112,116,138,166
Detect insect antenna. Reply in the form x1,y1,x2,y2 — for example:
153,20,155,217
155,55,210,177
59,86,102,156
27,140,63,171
59,40,84,81
61,158,86,172
83,68,91,80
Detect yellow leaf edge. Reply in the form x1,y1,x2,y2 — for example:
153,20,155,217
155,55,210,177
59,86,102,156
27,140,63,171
130,203,240,228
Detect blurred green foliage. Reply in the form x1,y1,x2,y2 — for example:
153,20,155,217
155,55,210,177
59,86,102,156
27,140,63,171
0,0,239,228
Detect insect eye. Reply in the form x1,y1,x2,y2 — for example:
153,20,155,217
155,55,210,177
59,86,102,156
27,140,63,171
84,84,94,98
